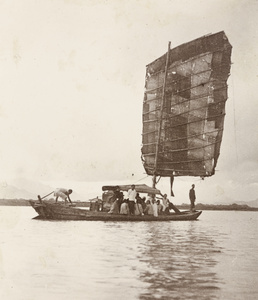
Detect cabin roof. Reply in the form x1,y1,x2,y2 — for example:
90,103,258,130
102,184,161,195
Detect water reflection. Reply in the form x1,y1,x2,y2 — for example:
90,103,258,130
1,208,257,300
137,222,222,300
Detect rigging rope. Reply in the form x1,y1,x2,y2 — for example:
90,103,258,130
134,175,149,183
231,67,239,164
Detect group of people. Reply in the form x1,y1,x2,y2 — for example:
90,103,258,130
108,184,174,217
53,183,197,214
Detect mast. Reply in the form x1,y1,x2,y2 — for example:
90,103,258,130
152,41,171,188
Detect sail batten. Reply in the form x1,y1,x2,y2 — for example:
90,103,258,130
141,31,232,178
143,101,227,122
142,114,225,136
142,128,223,146
143,87,227,105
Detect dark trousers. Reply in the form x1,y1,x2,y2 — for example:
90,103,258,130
190,200,195,211
129,201,135,215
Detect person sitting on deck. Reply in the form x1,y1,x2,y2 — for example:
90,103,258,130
156,200,163,214
134,199,143,216
114,186,123,212
136,193,142,202
141,197,146,211
54,188,73,204
144,200,154,215
108,198,120,214
151,198,158,217
120,199,129,215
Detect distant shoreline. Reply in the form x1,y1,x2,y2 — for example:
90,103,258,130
177,203,258,211
0,199,258,211
0,199,90,207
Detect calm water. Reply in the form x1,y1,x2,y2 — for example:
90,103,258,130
0,207,257,300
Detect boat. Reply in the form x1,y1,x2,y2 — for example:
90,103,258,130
29,201,202,221
30,31,232,221
30,184,201,220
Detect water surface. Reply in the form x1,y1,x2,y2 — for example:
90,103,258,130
0,207,257,299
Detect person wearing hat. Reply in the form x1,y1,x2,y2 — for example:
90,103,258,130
54,188,73,204
189,184,196,212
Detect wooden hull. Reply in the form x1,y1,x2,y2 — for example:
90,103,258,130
29,201,202,221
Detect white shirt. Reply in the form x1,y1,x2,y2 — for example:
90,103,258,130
54,188,69,200
127,188,137,201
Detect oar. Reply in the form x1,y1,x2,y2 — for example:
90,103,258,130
37,191,54,204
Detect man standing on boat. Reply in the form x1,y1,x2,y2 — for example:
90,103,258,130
189,184,196,212
127,184,137,215
54,188,73,204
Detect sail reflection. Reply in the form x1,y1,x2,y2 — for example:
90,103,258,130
137,222,222,300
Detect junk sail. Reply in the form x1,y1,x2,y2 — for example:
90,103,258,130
141,31,232,181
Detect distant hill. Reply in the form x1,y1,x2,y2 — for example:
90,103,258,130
10,178,53,196
0,178,83,200
1,178,257,208
0,184,35,200
236,199,258,208
213,198,258,209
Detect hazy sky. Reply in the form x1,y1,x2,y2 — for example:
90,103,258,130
0,0,257,203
